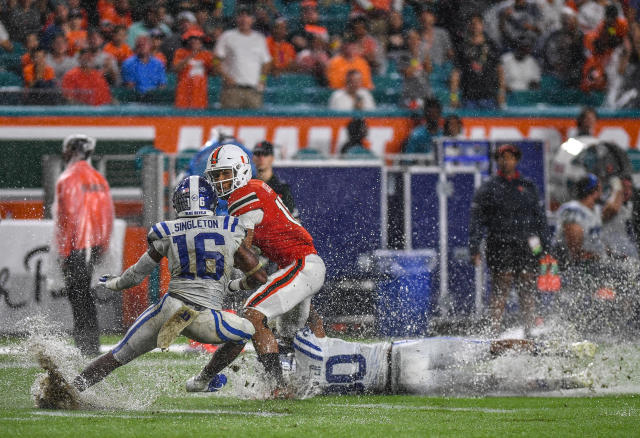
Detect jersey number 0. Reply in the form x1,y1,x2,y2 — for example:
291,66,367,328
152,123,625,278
172,232,225,280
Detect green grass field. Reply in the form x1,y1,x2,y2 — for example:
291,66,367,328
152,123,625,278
1,335,639,438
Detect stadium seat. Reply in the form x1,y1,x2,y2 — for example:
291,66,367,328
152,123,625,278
342,145,379,160
293,148,326,160
0,71,22,86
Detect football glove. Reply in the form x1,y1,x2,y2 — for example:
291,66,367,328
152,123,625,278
98,274,120,290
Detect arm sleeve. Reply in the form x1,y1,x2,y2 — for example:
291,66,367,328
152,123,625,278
114,251,159,290
238,209,264,230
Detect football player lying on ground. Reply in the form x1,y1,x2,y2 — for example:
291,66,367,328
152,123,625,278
198,144,326,396
291,329,596,396
36,176,268,408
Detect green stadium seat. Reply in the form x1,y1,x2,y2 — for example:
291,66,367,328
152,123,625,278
342,145,378,160
293,148,326,160
0,71,22,86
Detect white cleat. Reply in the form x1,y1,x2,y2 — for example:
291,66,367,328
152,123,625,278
186,373,227,392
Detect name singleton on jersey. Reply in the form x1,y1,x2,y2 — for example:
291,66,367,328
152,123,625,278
174,218,221,232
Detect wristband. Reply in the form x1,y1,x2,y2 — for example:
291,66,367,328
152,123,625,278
450,92,459,103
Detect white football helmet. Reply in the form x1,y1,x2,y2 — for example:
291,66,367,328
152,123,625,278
204,144,252,197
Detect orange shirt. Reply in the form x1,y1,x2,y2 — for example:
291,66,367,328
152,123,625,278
23,63,56,87
104,42,134,65
326,54,374,89
352,0,392,14
584,17,629,56
62,67,112,105
54,160,114,258
173,48,214,109
266,37,296,70
66,30,88,56
21,53,33,68
99,0,133,27
154,51,167,67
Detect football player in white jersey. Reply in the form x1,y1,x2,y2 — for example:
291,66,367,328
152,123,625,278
36,176,268,407
291,329,592,396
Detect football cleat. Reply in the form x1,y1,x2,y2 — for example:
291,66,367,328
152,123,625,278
186,373,227,392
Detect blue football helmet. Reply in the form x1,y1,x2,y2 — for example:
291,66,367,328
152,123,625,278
172,175,218,217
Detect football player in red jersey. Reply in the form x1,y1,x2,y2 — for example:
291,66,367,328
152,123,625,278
199,143,326,394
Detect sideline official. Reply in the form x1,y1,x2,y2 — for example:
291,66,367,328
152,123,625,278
53,134,114,356
469,144,550,336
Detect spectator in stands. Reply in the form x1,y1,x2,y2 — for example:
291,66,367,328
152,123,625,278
398,29,432,111
340,117,371,155
349,0,402,41
290,1,328,53
173,27,214,109
46,33,79,82
443,114,464,138
501,34,541,91
160,10,198,66
20,31,39,69
582,4,628,92
418,6,454,67
61,47,112,105
127,2,172,48
66,9,88,56
542,7,585,88
121,35,167,95
404,96,442,158
0,18,13,52
40,1,70,51
99,0,132,28
498,0,542,52
103,25,133,66
385,10,407,63
605,22,640,109
87,27,121,86
576,0,609,33
326,38,374,90
296,30,331,85
214,7,272,109
150,28,167,67
267,17,296,76
450,14,506,110
348,15,386,75
470,144,551,337
23,46,56,88
252,140,297,215
5,0,41,45
328,69,376,111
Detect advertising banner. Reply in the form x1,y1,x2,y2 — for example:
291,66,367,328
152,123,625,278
0,115,639,156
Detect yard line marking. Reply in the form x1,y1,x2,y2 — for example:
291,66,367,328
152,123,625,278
157,409,287,417
327,403,518,414
30,409,287,418
34,411,152,419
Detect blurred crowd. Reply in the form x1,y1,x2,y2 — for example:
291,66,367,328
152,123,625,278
0,0,639,110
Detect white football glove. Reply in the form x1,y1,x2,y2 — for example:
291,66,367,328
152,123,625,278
98,274,120,290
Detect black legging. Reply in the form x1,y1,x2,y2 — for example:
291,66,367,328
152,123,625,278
63,247,102,355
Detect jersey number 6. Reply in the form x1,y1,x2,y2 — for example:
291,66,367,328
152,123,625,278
172,232,225,280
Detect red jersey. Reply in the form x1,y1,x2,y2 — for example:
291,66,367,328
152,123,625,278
228,180,316,268
54,160,114,258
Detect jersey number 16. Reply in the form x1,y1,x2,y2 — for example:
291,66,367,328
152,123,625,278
172,232,225,280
